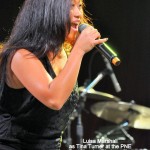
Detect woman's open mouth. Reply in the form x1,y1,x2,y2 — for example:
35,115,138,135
71,23,78,31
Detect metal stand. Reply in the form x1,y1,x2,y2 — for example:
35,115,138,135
64,60,121,148
63,120,72,149
102,55,122,93
76,113,84,144
75,68,110,147
63,110,78,149
80,68,110,98
96,121,135,145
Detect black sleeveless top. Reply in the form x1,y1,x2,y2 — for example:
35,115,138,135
0,56,79,150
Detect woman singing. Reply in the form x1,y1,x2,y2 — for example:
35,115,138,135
0,0,107,149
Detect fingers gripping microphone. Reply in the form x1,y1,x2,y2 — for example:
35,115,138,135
78,24,121,66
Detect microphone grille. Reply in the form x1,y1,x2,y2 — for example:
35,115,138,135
78,23,89,33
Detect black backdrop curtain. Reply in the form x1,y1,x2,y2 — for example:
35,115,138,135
78,0,150,149
0,0,150,149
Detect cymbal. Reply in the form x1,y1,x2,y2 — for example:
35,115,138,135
78,86,121,101
91,101,150,130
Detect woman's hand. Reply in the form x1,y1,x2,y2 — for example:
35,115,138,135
74,26,108,54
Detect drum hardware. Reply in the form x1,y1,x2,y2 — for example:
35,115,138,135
63,69,110,149
75,68,113,148
62,120,72,149
63,58,122,149
95,121,135,145
121,127,135,144
102,55,122,92
78,86,121,102
76,95,86,147
63,96,87,150
91,101,150,130
79,68,111,98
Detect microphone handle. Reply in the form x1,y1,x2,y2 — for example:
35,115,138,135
78,23,121,66
96,43,121,66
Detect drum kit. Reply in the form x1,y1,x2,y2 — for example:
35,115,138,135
63,56,150,149
63,86,150,149
91,100,150,130
63,84,150,149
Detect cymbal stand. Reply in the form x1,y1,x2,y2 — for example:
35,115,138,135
76,69,110,147
80,68,110,98
102,55,122,92
63,120,72,149
98,121,135,145
63,109,78,149
76,97,85,147
121,127,135,145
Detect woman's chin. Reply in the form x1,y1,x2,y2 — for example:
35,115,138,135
66,30,78,44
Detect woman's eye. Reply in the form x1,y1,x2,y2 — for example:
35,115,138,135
79,4,82,7
78,3,83,9
71,3,83,9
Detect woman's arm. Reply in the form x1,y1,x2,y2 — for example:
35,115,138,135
11,26,108,110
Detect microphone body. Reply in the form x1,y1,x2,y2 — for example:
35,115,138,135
78,24,121,66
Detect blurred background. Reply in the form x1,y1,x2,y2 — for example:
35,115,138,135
0,0,150,149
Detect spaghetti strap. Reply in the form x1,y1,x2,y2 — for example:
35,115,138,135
40,56,56,79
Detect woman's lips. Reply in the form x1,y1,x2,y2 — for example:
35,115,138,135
71,23,79,31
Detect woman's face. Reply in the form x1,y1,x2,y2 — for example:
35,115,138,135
66,0,83,44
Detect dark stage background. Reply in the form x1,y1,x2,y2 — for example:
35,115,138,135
0,0,150,149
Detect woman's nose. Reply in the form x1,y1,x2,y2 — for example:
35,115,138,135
73,6,82,18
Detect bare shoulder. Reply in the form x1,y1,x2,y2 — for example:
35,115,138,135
11,49,41,70
12,49,36,61
11,48,47,79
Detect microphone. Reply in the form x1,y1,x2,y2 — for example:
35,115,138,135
103,55,122,92
78,23,121,66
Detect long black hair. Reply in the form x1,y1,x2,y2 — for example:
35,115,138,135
6,0,72,57
0,0,72,99
0,0,91,99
